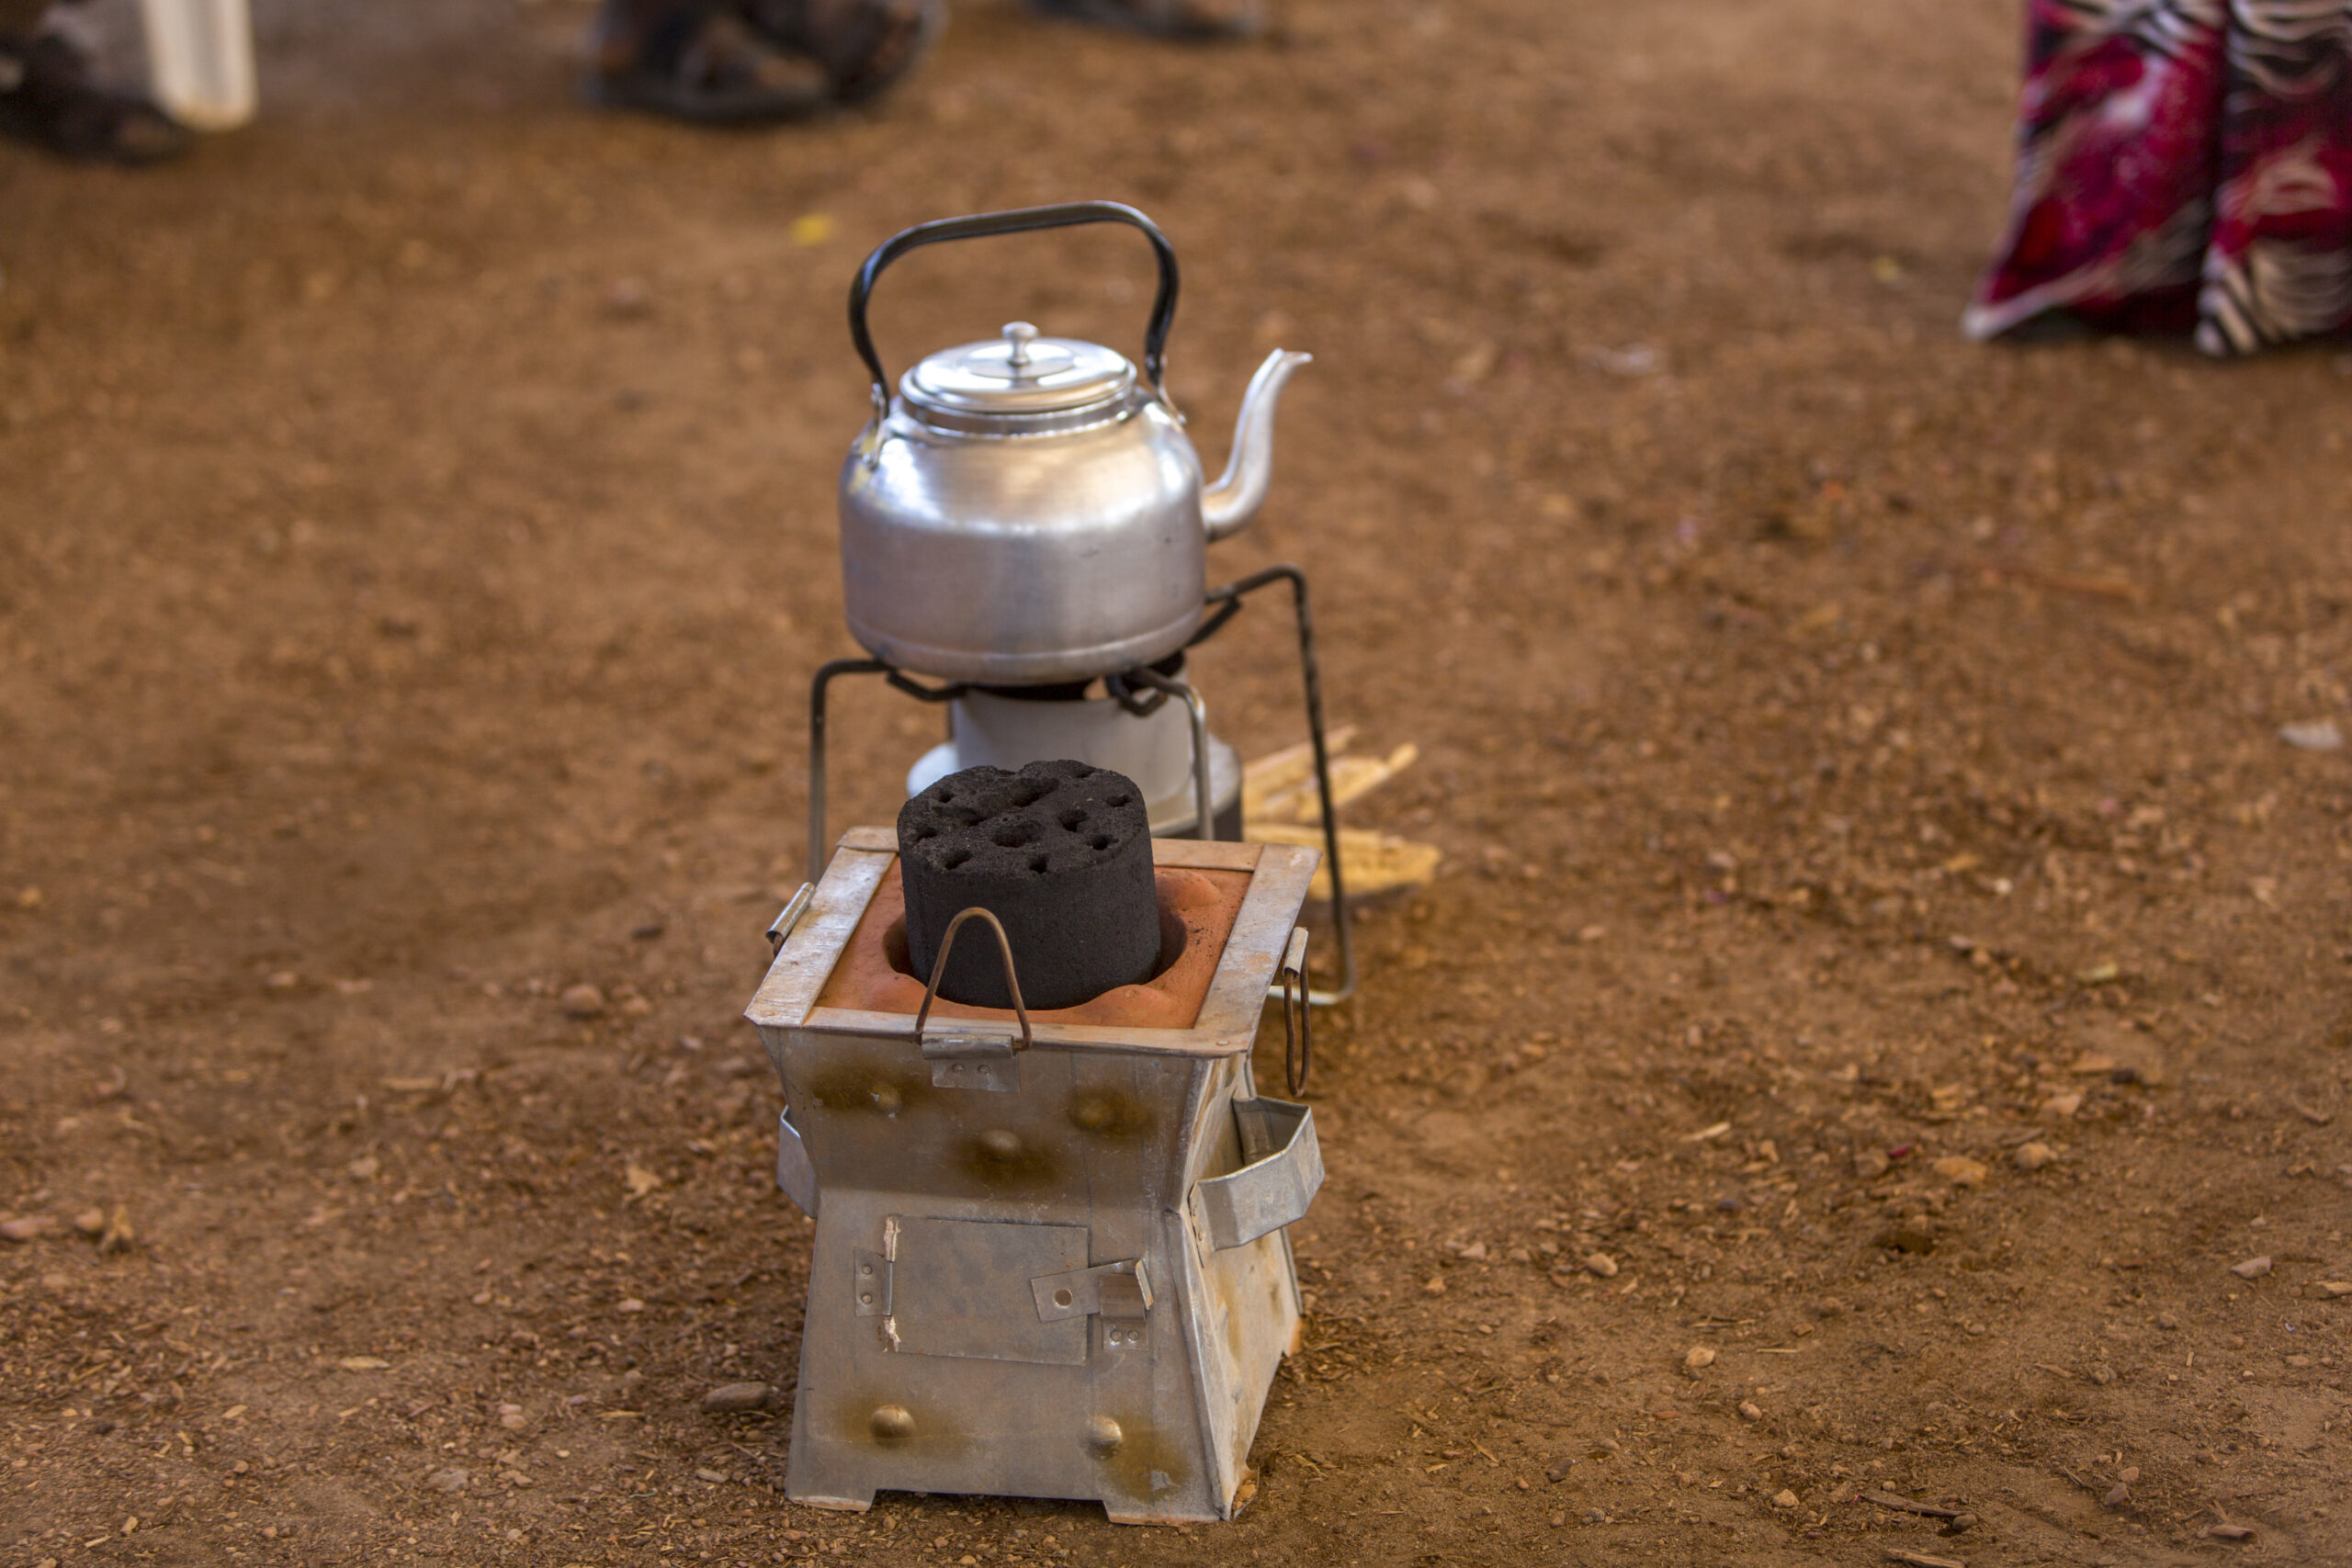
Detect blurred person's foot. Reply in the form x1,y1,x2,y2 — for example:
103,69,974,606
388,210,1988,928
587,0,941,123
741,0,944,105
1029,0,1263,39
0,25,191,163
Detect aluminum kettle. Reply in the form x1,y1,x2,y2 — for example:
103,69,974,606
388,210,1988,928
837,202,1310,685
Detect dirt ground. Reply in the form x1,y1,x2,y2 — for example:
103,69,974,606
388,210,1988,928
6,0,2352,1562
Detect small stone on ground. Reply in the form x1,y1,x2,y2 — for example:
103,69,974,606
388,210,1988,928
701,1382,775,1414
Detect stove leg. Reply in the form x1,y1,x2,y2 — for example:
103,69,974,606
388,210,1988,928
1282,572,1356,1005
1197,566,1355,1003
1125,666,1216,842
809,658,888,881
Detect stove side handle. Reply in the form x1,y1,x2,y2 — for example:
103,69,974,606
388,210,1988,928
775,1108,820,1220
1193,1098,1321,1250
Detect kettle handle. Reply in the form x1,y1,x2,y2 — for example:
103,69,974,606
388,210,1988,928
847,201,1181,410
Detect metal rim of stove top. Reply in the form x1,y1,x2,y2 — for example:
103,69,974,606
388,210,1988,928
749,828,1317,1056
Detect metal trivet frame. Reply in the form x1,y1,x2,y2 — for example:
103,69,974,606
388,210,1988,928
807,563,1354,1005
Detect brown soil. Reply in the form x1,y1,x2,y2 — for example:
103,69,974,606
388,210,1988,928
5,0,2351,1564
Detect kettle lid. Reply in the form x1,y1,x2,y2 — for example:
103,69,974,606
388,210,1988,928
903,321,1136,429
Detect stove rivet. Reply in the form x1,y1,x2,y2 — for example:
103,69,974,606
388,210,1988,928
870,1404,915,1445
1085,1416,1124,1456
868,1083,902,1115
1053,1288,1075,1309
979,1129,1023,1159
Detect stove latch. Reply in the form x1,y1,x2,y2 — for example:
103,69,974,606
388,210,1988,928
1030,1258,1155,1325
920,1033,1023,1092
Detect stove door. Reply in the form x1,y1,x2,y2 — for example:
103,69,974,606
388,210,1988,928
887,1217,1092,1367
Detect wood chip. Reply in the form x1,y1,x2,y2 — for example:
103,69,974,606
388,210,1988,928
1884,1551,1966,1568
1240,728,1358,811
1272,743,1420,824
1245,822,1441,900
1861,1489,1963,1520
2204,1523,2255,1540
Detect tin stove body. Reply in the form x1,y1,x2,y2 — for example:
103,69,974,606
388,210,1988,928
747,829,1322,1523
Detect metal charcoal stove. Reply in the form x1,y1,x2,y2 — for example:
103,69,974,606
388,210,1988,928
805,199,1356,1004
746,812,1322,1522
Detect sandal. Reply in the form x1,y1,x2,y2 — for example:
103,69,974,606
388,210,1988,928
0,29,191,164
741,0,945,106
587,0,940,123
585,0,833,124
1027,0,1264,39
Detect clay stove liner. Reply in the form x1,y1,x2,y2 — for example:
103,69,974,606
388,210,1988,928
815,859,1250,1031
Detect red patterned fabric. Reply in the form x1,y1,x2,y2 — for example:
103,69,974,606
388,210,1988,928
1969,1,2352,354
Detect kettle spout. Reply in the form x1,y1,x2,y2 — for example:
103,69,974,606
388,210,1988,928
1201,348,1312,542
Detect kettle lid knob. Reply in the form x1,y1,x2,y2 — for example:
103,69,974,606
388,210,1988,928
1001,321,1040,375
